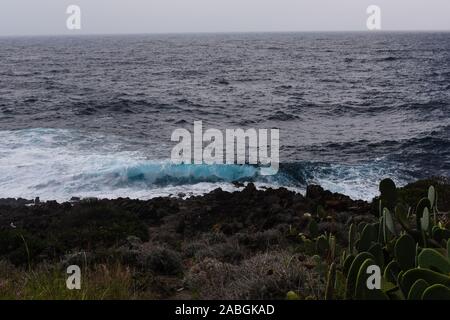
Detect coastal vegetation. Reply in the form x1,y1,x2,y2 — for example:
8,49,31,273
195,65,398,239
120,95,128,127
0,178,449,300
296,178,450,300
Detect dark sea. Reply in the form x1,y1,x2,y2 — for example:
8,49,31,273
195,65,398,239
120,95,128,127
0,32,449,201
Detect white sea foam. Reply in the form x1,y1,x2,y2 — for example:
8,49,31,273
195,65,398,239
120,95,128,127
0,129,292,201
0,128,406,202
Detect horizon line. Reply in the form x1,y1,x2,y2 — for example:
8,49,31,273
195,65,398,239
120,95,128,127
1,29,450,38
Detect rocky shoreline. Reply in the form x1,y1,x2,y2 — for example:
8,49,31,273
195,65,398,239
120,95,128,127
0,178,449,299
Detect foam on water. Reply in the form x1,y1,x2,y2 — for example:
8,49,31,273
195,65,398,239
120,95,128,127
0,128,409,202
308,162,406,200
0,129,291,201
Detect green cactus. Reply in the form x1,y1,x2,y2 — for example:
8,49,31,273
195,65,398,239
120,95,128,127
316,235,329,255
418,249,450,274
384,260,401,284
379,178,397,211
415,243,420,268
340,249,346,265
345,252,375,299
415,198,431,231
372,221,380,233
400,268,450,295
427,185,437,227
357,224,377,252
395,203,410,229
378,199,383,220
325,262,337,300
308,219,319,238
377,215,384,243
329,235,336,260
448,239,450,258
354,258,373,299
357,222,367,234
343,254,355,277
348,223,357,255
380,277,397,294
428,185,436,209
384,208,396,236
432,227,450,244
333,180,450,301
421,207,431,234
317,205,327,220
368,243,384,269
394,234,416,271
315,181,450,300
407,279,429,300
397,270,406,296
421,284,450,300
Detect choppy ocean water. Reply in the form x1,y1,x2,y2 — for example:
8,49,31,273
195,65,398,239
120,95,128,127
0,32,449,201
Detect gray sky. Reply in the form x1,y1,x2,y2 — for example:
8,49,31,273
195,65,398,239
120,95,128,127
1,0,450,36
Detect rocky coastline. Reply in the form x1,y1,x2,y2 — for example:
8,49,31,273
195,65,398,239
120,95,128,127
0,178,449,299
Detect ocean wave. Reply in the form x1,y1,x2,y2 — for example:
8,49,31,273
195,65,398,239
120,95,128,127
377,56,398,62
267,111,299,121
0,128,282,201
0,128,440,202
71,98,169,116
85,162,261,187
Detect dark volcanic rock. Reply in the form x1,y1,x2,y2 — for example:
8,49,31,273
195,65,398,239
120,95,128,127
0,183,375,265
0,198,34,207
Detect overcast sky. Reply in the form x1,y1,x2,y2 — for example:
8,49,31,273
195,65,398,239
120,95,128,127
1,0,449,36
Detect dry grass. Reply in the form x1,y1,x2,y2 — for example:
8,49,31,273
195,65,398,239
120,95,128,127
0,260,152,300
185,251,324,300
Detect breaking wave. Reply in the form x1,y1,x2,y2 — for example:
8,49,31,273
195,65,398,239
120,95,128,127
0,128,416,202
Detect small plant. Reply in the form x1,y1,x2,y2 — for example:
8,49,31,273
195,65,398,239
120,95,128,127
145,246,183,276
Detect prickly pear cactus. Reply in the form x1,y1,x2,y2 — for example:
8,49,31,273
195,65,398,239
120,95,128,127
395,234,416,271
357,224,377,252
345,252,374,299
316,235,329,256
421,284,450,300
418,249,450,274
400,268,450,296
415,198,431,232
407,279,429,300
308,219,319,238
379,178,397,211
384,208,396,236
348,223,357,255
428,186,436,209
